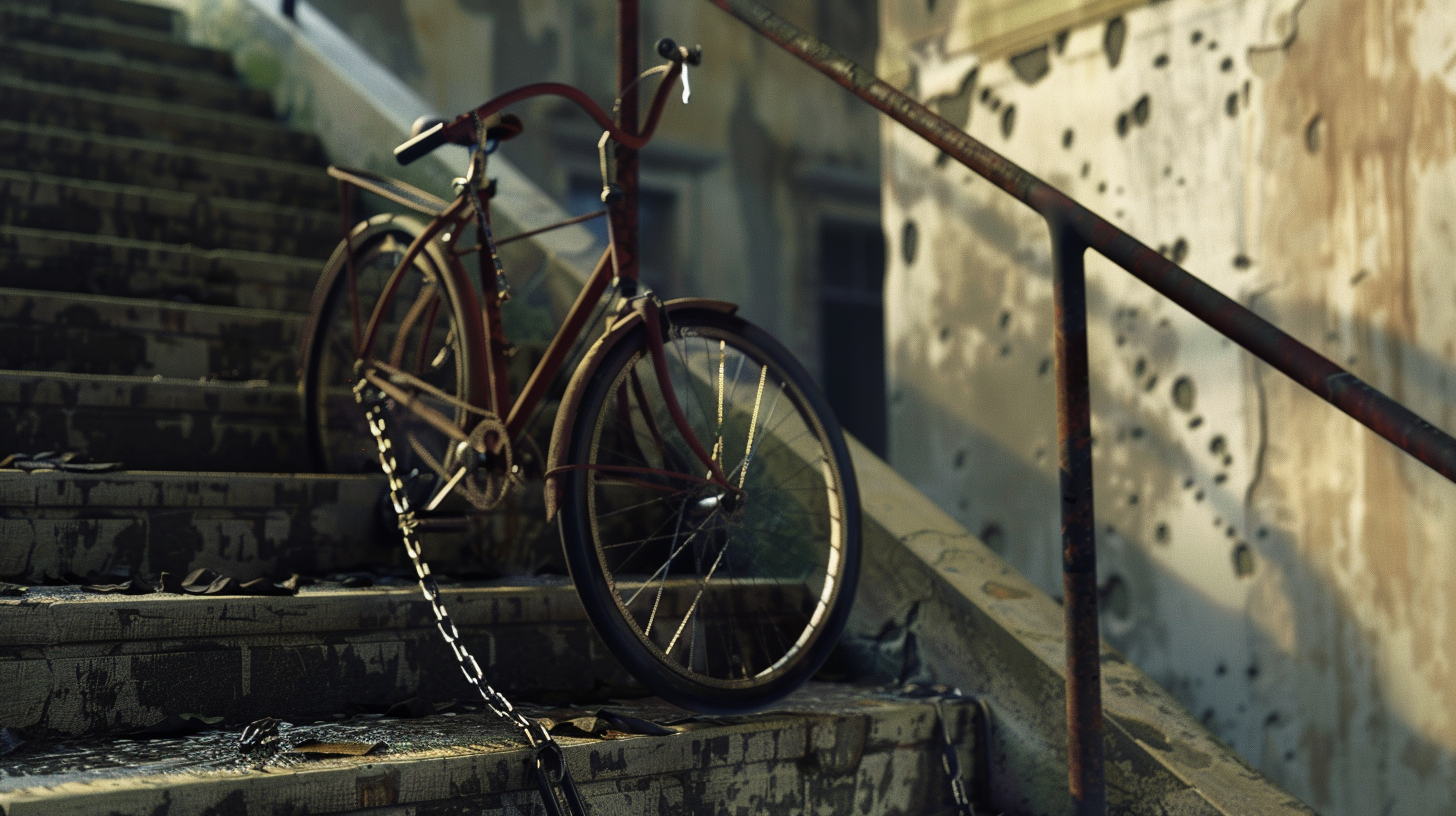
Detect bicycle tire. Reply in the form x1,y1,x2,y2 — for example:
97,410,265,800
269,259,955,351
558,308,861,712
301,213,483,492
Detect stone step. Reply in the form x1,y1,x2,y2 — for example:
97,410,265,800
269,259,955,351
0,3,228,76
0,470,408,584
0,683,981,815
0,39,273,116
0,0,180,36
0,123,338,209
0,225,322,311
0,169,339,258
0,369,305,472
0,288,302,381
0,76,325,165
0,580,633,738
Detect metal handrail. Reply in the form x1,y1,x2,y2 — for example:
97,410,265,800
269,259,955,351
702,1,1456,814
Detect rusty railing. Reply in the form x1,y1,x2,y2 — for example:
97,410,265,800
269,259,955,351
697,1,1456,814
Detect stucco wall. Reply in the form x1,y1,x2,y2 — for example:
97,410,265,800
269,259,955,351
879,0,1456,813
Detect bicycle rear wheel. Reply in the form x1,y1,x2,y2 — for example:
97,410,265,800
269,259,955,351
558,309,860,712
301,214,482,499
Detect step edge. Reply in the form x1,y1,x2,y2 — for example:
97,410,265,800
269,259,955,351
0,167,342,221
0,287,305,322
0,121,333,181
0,38,259,95
0,75,311,140
0,223,325,269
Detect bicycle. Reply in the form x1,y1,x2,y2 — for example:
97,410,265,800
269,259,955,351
299,39,861,714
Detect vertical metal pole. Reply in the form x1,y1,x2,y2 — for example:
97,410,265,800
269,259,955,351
615,0,641,284
1050,218,1105,816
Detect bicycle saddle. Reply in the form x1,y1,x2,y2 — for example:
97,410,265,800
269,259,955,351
410,112,523,143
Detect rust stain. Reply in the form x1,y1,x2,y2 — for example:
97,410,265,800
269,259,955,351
982,580,1031,600
1259,0,1456,712
1248,1,1456,809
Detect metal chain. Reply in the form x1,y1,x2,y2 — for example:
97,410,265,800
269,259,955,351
358,383,587,816
900,683,978,816
933,695,977,816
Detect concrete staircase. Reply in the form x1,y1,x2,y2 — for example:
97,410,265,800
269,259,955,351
0,2,981,812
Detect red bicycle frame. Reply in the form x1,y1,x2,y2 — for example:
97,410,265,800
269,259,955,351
336,50,731,493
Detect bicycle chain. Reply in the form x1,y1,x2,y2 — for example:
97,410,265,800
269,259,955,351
357,383,587,816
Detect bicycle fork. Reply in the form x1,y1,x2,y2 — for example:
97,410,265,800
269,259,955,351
633,298,734,492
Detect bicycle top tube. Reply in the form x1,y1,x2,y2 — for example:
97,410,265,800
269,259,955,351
396,44,692,165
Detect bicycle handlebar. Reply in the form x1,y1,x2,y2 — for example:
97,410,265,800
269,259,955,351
394,40,699,165
395,122,449,165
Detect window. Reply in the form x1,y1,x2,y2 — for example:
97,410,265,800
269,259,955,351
819,219,887,456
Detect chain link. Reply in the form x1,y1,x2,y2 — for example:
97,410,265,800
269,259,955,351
933,695,977,816
358,383,586,816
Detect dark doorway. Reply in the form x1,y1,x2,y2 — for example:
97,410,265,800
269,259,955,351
819,218,886,456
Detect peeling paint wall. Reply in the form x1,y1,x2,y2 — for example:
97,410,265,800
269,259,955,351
880,0,1456,813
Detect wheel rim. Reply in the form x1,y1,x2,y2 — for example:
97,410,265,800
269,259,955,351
310,232,470,498
584,325,848,690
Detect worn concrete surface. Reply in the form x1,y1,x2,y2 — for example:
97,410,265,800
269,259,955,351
0,224,320,310
839,438,1313,816
0,122,336,208
0,470,400,583
880,0,1456,813
0,370,307,471
0,288,302,381
0,38,272,115
0,581,638,738
0,169,338,257
0,684,981,816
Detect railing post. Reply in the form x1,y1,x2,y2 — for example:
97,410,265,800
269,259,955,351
1049,217,1105,816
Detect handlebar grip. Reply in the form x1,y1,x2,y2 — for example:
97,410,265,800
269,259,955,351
394,122,448,165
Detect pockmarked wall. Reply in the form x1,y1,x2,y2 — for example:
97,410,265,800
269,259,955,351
879,0,1456,813
306,0,882,379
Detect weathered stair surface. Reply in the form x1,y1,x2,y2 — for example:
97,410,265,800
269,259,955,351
0,371,305,471
0,581,635,738
0,684,982,816
0,471,405,584
0,123,337,208
0,0,334,478
0,288,301,380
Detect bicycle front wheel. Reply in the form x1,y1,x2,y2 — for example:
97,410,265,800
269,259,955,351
558,309,860,712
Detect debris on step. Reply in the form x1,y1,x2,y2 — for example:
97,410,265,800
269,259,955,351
0,450,122,472
157,568,300,597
